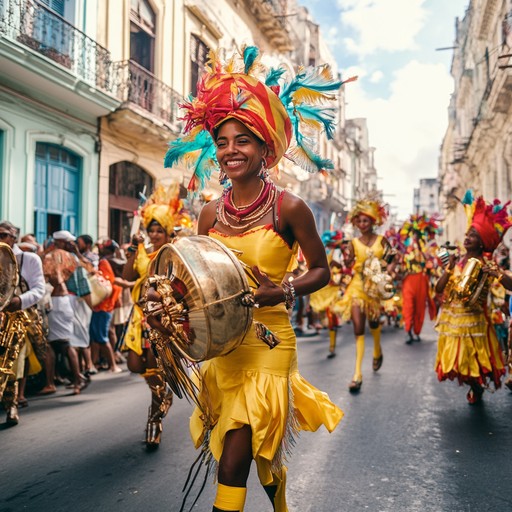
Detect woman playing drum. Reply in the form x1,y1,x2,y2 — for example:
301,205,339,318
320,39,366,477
122,184,190,449
165,47,348,512
435,191,512,404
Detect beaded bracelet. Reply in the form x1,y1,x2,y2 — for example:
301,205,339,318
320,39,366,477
282,281,296,310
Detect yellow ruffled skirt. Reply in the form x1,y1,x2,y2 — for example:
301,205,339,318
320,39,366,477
333,273,381,322
309,284,340,313
435,302,505,388
190,305,343,485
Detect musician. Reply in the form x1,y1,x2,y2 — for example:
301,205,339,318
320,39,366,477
122,184,189,449
165,47,345,512
333,194,394,392
435,191,512,404
0,221,45,425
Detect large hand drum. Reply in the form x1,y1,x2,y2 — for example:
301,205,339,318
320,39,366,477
0,243,18,312
150,235,254,362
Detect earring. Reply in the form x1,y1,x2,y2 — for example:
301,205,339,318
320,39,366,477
218,169,228,186
258,159,271,182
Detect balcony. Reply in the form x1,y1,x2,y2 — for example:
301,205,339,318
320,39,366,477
241,0,293,52
111,60,183,131
0,0,119,118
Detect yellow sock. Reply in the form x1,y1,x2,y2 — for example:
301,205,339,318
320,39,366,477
354,335,365,380
214,484,247,511
371,326,382,358
329,330,336,353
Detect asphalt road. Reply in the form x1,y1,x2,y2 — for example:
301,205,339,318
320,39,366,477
1,320,512,512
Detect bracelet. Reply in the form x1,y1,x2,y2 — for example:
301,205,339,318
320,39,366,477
497,273,504,284
282,281,296,310
127,245,137,254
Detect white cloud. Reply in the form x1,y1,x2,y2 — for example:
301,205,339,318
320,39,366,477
369,70,384,83
345,60,453,218
337,0,428,56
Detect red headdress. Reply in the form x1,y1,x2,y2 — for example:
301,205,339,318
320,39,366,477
461,189,512,252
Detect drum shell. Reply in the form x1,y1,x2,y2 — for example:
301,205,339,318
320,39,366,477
153,236,253,361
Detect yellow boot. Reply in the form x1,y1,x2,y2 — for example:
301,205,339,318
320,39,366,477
327,330,337,358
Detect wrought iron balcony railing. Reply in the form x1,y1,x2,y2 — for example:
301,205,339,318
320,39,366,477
112,60,183,128
0,0,113,91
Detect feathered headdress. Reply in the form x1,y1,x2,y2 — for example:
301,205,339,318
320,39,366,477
348,191,389,227
164,46,356,194
461,189,512,252
141,183,194,234
399,214,441,247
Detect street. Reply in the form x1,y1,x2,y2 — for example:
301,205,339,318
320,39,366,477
1,320,512,512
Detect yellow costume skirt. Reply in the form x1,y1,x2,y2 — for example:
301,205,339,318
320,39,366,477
333,273,381,322
190,305,343,485
309,284,340,313
435,302,505,388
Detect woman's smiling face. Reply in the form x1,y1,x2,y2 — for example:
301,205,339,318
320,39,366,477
215,119,267,181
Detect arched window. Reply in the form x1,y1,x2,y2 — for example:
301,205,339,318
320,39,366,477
108,161,154,243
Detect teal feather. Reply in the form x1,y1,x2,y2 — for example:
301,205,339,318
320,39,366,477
290,104,336,139
243,46,259,74
287,129,334,173
280,66,342,107
265,67,286,86
164,130,218,194
461,189,474,205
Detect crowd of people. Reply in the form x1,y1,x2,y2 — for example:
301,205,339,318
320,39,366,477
3,45,512,512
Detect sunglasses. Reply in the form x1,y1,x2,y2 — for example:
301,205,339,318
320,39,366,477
0,232,14,239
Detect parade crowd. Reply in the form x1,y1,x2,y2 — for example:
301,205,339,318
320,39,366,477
3,46,512,512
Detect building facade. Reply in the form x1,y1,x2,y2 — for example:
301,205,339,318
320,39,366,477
439,0,512,244
1,0,380,243
413,178,439,217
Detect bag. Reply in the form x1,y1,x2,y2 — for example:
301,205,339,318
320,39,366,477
88,272,113,307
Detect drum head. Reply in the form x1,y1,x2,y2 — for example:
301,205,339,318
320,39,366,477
0,242,18,312
152,235,253,361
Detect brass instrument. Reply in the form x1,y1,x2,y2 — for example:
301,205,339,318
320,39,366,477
447,257,487,307
362,250,395,301
0,242,27,400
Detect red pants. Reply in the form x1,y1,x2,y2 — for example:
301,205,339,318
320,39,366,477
402,273,432,335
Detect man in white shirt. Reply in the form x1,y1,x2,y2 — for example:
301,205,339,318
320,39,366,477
0,221,46,426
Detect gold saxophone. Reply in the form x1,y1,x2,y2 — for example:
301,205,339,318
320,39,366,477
446,257,488,307
0,242,30,400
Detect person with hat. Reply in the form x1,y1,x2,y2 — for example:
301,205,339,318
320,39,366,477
122,183,192,450
0,220,46,425
164,46,348,512
333,193,395,393
309,230,347,358
435,191,512,404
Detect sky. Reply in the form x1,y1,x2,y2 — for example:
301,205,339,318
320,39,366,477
298,0,469,220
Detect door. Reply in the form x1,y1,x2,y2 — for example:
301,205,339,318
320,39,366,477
34,142,81,242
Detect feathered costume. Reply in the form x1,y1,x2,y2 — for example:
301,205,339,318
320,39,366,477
164,47,352,511
399,214,440,340
435,190,512,396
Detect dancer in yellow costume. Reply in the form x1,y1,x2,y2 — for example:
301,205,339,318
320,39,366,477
309,230,346,358
435,190,512,404
164,46,351,512
334,194,394,393
122,183,192,449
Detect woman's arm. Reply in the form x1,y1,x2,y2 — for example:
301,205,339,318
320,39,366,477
253,193,329,308
197,201,217,236
122,233,144,281
435,254,457,294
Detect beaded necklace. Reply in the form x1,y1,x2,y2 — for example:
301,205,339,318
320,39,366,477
216,181,278,231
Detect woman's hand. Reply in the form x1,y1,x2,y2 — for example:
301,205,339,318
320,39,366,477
252,266,285,307
131,232,144,246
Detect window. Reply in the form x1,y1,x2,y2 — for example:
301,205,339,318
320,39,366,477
38,0,65,16
130,0,155,72
190,35,209,96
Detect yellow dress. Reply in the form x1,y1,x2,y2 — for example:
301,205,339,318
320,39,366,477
334,236,384,322
123,245,157,355
435,265,505,388
190,225,343,485
309,252,341,313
